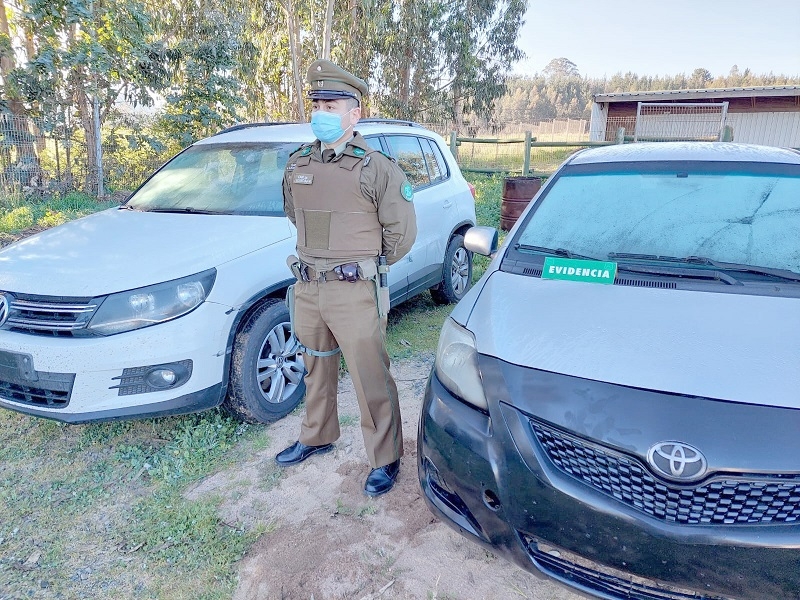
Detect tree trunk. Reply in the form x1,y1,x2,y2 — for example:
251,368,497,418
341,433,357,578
72,77,99,195
452,83,464,134
282,0,306,122
322,0,334,59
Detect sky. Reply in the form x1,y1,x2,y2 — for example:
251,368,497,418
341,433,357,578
513,0,800,79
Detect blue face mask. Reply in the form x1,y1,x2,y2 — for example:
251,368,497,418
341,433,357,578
310,110,350,144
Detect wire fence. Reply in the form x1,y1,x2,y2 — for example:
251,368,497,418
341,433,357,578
0,113,168,203
0,109,750,204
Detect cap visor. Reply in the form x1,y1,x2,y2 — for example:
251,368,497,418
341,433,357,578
308,90,358,101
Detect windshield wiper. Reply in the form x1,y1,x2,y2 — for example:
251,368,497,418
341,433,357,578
614,263,740,285
145,207,224,215
608,252,713,265
698,261,800,282
609,253,800,283
516,244,600,261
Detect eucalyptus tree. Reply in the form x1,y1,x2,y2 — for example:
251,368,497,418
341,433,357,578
437,0,525,131
371,0,444,121
10,0,168,193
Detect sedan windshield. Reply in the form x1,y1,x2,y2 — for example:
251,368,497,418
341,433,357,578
127,142,298,215
517,163,800,274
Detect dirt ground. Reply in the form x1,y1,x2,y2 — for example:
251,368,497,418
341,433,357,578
185,354,584,600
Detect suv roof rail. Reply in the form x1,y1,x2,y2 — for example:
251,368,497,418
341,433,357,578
213,122,298,136
358,118,423,128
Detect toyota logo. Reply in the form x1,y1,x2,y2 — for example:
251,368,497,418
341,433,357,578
647,441,707,482
0,293,9,327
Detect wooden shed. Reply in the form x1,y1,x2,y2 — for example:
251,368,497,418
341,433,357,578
589,86,800,147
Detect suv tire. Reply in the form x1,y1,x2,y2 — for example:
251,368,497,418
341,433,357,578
431,234,472,305
224,299,305,423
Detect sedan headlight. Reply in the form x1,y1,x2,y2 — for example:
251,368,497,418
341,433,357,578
434,317,488,410
86,269,216,336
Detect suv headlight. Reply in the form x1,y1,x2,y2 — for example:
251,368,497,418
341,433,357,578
86,269,216,336
434,317,488,410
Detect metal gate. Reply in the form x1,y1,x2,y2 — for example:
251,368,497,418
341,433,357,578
634,102,729,142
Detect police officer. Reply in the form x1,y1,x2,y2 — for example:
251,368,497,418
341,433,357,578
275,59,417,497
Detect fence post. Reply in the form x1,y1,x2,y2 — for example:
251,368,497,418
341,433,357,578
616,127,626,144
523,131,532,176
449,131,458,158
721,125,734,142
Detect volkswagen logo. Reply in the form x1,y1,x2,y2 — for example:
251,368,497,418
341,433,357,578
647,441,707,482
0,293,9,327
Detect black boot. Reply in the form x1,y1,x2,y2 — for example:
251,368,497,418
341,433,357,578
275,441,334,466
364,459,400,497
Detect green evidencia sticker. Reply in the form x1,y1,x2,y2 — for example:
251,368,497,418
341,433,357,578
542,257,617,285
401,180,414,201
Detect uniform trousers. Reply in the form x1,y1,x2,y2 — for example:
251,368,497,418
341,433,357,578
294,277,403,468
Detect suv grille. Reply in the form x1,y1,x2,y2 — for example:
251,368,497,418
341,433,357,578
2,294,98,336
0,376,74,407
532,420,800,526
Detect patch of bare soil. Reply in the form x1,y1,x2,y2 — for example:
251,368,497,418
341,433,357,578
186,355,583,600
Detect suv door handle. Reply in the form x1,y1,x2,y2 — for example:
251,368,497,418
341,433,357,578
443,199,453,208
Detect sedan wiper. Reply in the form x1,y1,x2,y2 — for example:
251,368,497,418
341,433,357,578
699,261,800,283
516,244,600,261
614,263,739,285
609,253,800,283
608,252,713,265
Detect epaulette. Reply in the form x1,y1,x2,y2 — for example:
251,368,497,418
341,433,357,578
290,143,313,157
367,148,396,163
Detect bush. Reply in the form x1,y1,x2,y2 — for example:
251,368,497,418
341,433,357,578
0,206,34,232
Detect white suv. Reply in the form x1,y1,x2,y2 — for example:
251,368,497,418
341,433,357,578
0,120,476,424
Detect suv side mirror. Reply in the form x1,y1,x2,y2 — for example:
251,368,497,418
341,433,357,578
464,226,498,257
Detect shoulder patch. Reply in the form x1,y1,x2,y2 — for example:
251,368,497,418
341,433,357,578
352,147,365,157
301,146,312,156
401,180,414,201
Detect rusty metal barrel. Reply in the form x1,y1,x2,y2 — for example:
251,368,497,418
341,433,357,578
500,176,542,231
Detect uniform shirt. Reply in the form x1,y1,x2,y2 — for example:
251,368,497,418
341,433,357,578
283,131,417,268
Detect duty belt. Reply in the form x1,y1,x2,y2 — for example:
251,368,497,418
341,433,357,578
295,262,362,283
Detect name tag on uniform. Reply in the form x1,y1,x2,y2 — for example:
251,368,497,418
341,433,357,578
293,173,314,185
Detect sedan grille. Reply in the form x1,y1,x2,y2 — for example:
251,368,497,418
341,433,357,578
532,419,800,526
521,536,731,600
1,294,98,337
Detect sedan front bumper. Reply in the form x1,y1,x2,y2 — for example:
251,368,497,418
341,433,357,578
418,361,800,600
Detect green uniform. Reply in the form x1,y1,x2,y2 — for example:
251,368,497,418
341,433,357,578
283,132,417,468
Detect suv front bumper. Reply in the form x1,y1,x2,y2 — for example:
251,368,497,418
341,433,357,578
0,301,234,422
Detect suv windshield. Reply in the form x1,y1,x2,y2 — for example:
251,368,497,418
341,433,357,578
517,162,800,274
127,142,297,215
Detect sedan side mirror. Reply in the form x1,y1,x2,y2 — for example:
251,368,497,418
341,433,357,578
464,226,498,257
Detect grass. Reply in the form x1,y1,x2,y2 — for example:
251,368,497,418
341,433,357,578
0,191,118,237
456,140,588,174
0,409,267,599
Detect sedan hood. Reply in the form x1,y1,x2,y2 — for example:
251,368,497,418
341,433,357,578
0,208,293,296
466,271,800,409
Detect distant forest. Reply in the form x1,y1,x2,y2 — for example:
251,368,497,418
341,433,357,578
492,58,800,124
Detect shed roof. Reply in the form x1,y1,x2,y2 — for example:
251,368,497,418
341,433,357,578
594,86,800,103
